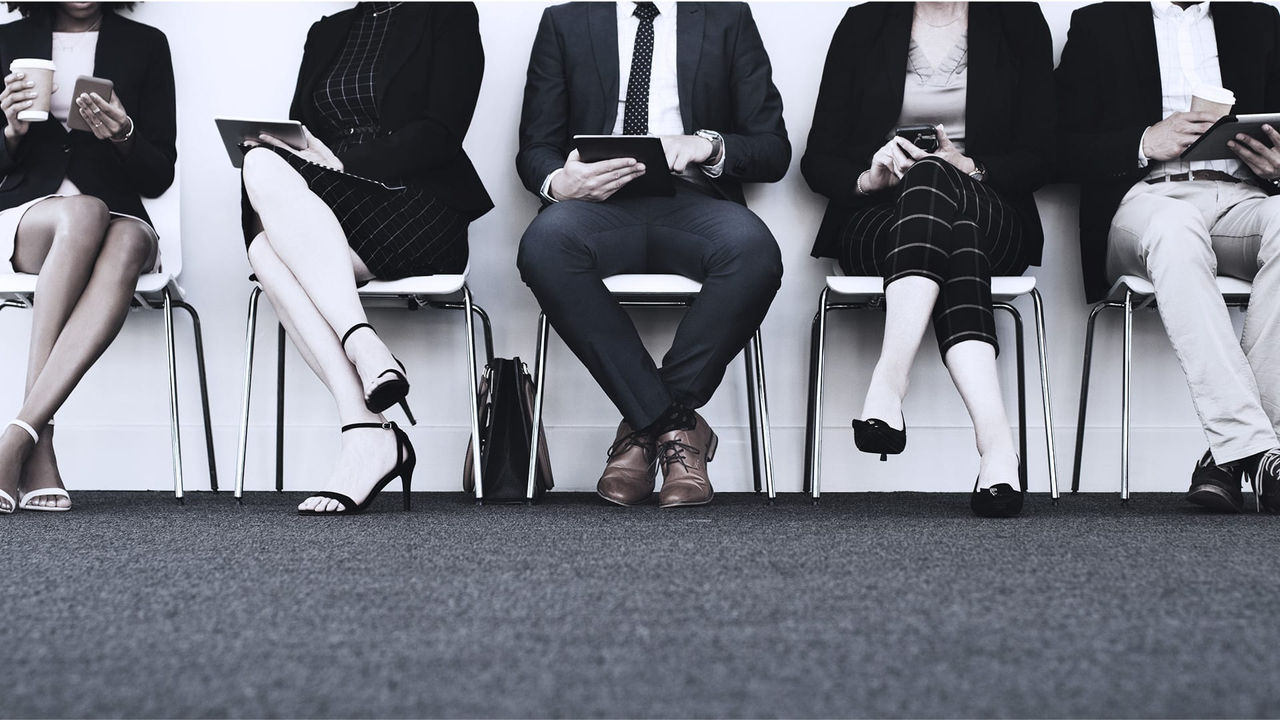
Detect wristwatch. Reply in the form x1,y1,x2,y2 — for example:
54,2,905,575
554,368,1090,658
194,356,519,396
695,129,724,165
968,161,986,182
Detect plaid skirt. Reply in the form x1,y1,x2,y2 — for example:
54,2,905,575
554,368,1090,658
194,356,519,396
241,146,468,279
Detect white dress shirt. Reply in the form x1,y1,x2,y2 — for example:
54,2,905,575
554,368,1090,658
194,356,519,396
613,0,683,137
1141,0,1245,179
541,0,723,201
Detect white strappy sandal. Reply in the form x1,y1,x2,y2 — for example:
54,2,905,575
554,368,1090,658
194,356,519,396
10,419,71,512
2,419,40,515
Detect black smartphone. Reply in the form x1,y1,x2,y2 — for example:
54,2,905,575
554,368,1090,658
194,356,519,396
894,124,939,153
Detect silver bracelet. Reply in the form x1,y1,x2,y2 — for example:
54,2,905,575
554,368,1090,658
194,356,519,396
856,170,869,196
110,116,135,143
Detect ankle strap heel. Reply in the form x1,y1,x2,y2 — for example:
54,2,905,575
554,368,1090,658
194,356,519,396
6,419,38,445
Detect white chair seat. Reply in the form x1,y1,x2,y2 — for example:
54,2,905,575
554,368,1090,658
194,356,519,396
0,271,177,301
825,274,1037,301
357,273,467,298
1107,273,1253,300
603,274,704,295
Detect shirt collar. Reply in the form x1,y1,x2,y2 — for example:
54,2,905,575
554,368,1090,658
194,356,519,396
617,1,679,23
1151,1,1212,22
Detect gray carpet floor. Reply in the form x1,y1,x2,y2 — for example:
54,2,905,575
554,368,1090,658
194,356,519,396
1,490,1278,719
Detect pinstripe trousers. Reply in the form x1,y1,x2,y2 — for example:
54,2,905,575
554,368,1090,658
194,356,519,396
838,157,1028,356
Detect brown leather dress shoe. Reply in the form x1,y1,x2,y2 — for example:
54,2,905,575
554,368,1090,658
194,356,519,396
657,411,718,508
596,421,657,506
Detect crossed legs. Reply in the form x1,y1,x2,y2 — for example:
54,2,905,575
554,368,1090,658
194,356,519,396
241,147,406,513
0,196,157,511
849,158,1025,490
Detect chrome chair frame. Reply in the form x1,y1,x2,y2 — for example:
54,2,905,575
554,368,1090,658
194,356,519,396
525,275,776,503
803,274,1059,501
1071,275,1252,501
232,279,492,501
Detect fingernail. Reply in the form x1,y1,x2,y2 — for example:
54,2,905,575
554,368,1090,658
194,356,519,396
24,81,33,87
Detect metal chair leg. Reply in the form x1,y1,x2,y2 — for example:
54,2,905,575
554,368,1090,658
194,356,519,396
162,288,184,503
751,329,776,500
810,287,831,501
474,304,495,366
1072,303,1110,494
996,303,1028,493
463,286,484,502
234,287,263,501
803,312,821,496
525,313,550,503
1030,289,1060,501
276,324,286,492
744,339,763,494
1121,290,1134,502
173,301,217,492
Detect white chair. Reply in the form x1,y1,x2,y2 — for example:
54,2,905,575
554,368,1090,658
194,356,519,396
0,151,217,501
232,268,492,501
1071,274,1252,501
525,273,776,502
804,266,1059,501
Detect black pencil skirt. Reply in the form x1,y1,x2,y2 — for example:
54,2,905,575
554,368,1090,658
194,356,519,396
241,146,468,280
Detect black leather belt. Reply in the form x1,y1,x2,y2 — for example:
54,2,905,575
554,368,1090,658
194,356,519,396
1147,170,1243,184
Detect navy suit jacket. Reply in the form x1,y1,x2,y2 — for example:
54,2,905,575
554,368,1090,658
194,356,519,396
515,1,790,205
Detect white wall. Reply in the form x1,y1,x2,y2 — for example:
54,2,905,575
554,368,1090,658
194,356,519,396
0,1,1252,495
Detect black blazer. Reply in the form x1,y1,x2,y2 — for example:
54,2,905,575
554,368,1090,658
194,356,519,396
1056,2,1280,302
291,2,493,221
801,2,1054,264
0,11,175,225
516,1,790,205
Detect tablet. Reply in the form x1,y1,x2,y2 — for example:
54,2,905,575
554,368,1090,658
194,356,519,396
214,117,306,168
1180,112,1280,161
571,135,674,196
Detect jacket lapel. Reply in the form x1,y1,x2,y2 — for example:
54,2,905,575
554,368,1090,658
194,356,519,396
1212,3,1249,109
589,2,620,134
878,3,913,129
375,3,426,108
963,2,996,145
298,9,355,108
1128,3,1163,121
676,2,704,133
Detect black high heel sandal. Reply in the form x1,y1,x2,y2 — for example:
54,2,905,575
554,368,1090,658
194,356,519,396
298,421,416,515
971,469,1024,519
851,416,906,461
341,323,416,425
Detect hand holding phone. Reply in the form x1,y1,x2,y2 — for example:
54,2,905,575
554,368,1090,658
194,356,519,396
893,124,940,153
66,75,114,133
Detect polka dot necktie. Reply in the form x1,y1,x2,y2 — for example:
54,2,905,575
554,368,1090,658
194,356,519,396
623,2,661,136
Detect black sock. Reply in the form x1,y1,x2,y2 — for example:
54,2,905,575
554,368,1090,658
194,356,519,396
642,404,696,436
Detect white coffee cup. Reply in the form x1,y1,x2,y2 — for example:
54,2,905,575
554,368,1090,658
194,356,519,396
1191,84,1236,119
8,58,56,122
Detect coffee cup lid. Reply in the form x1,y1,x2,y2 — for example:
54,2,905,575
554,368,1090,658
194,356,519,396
9,58,55,72
1193,84,1236,104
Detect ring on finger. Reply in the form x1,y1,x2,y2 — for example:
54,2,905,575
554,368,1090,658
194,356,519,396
92,107,101,114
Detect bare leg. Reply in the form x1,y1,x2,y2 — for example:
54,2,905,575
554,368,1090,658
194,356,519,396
23,217,154,508
859,276,940,430
241,148,398,401
247,233,400,513
943,339,1020,490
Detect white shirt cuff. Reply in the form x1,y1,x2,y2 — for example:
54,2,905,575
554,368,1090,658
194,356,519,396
1138,127,1151,168
540,168,563,203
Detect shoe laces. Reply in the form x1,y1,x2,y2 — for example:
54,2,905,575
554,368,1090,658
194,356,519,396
657,439,701,473
607,430,653,461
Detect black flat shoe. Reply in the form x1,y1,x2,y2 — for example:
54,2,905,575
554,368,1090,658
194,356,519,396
341,323,416,425
298,421,416,515
852,416,906,461
971,476,1024,518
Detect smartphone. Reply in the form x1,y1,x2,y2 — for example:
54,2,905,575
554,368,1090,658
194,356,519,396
66,75,115,132
894,124,939,153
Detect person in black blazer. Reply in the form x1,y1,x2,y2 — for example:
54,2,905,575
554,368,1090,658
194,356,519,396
241,1,493,515
516,1,787,508
0,1,175,514
1057,1,1280,513
802,2,1053,517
